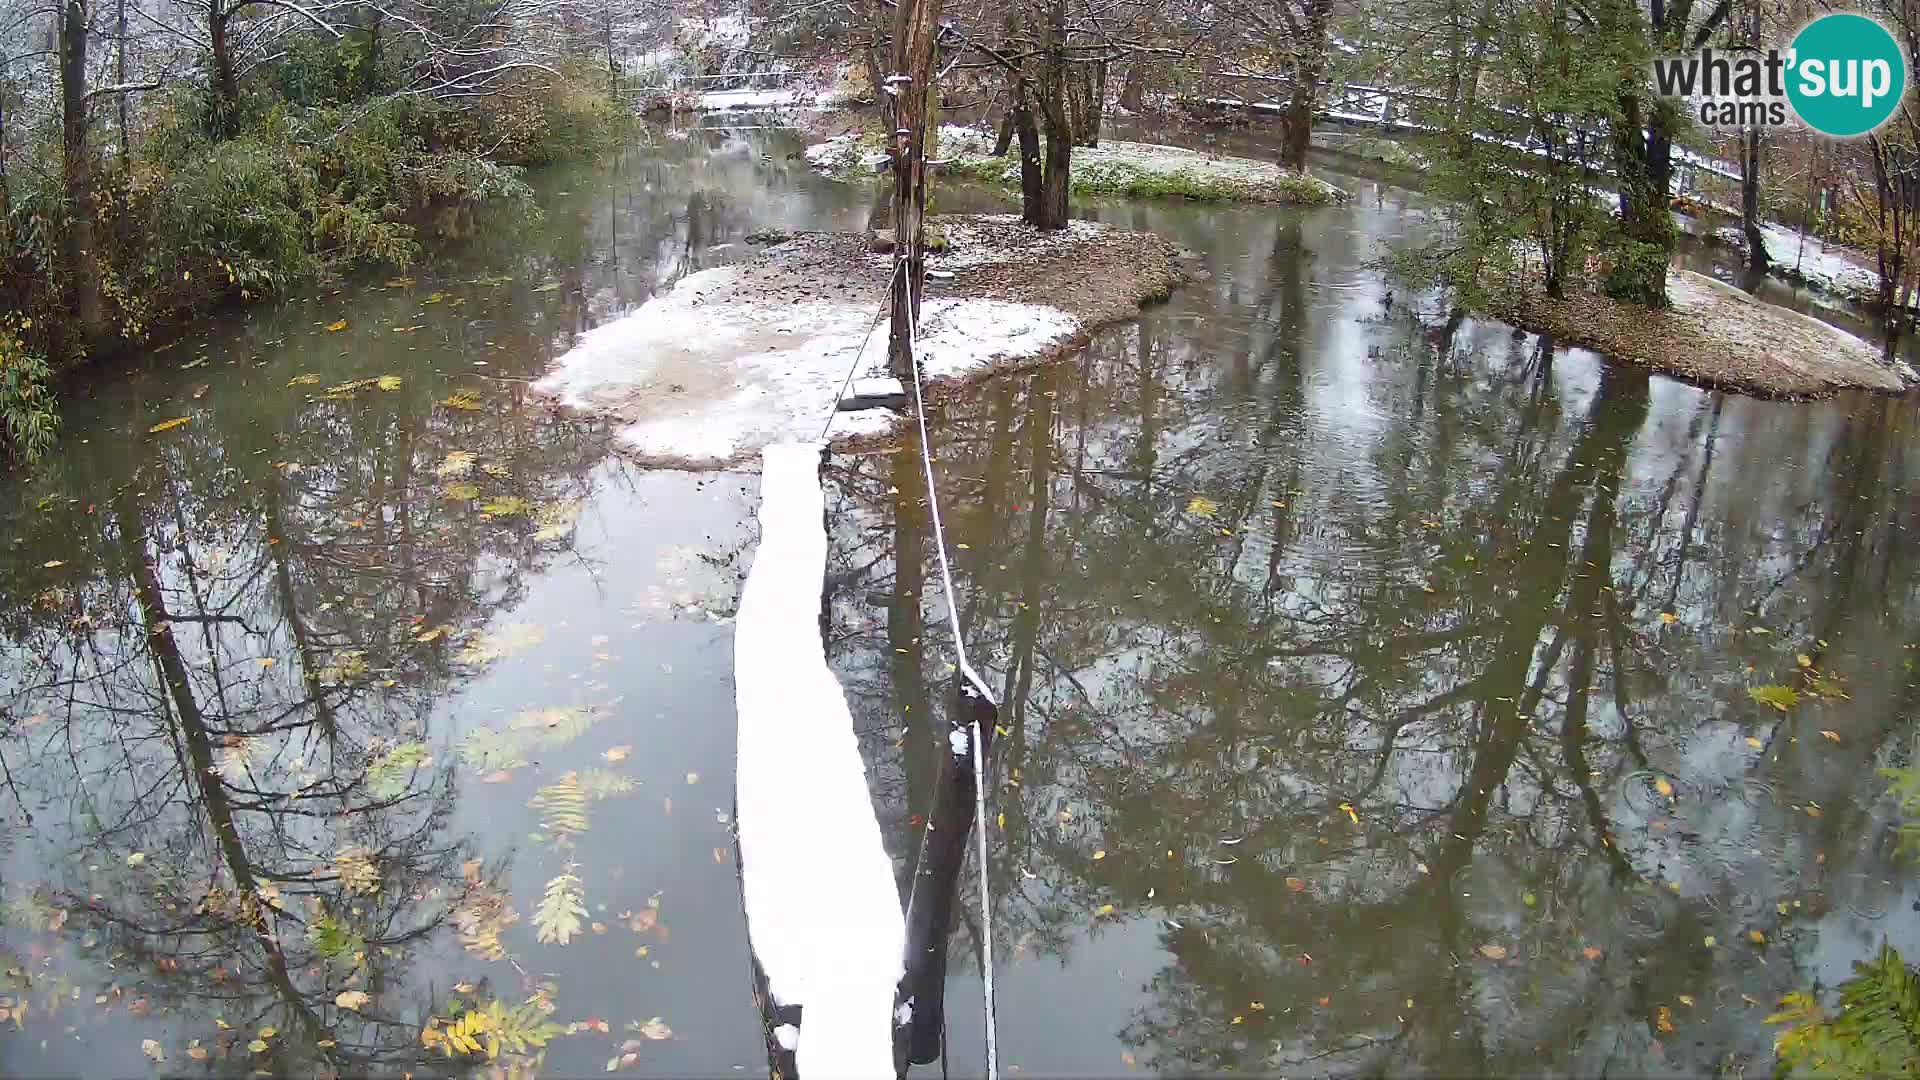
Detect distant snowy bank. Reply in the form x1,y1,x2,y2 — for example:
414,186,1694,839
805,124,1348,206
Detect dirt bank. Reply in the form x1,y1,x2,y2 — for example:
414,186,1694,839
532,215,1183,468
1486,269,1910,399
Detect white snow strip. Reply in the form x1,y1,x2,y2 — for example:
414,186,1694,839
735,442,905,1079
850,377,906,398
697,88,801,110
533,265,1082,465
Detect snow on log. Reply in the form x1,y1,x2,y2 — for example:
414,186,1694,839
735,442,905,1078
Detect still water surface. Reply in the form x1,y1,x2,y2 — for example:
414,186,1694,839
0,126,1914,1078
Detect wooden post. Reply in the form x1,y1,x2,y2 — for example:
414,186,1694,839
893,669,997,1074
887,0,944,381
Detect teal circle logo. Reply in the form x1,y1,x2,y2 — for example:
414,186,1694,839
1787,13,1906,137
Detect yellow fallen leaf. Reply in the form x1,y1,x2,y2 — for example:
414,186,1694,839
1339,802,1359,825
187,1046,209,1061
1093,850,1107,860
1479,944,1508,960
603,745,632,763
126,852,146,866
1745,737,1763,749
248,1040,268,1053
376,375,403,391
335,989,370,1010
1749,930,1766,945
1654,777,1674,798
1796,653,1813,668
325,319,349,332
1095,904,1115,917
1678,994,1695,1007
289,373,321,386
142,1039,164,1062
1656,1006,1675,1033
1659,612,1677,624
42,560,64,568
258,1027,276,1039
1583,946,1603,959
1820,730,1841,743
148,417,191,434
1186,495,1218,517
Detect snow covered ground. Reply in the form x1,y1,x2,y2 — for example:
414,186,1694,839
532,259,1080,467
734,441,904,1077
806,124,1348,204
1714,223,1904,308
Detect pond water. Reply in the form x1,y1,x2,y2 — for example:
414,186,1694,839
1,124,1916,1079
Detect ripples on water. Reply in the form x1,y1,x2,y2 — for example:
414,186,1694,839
0,125,1915,1078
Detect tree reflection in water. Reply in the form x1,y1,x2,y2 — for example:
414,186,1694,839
825,250,1920,1074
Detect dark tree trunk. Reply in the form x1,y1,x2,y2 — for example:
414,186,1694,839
993,106,1014,156
885,0,945,378
1279,0,1333,171
209,3,239,138
1741,125,1768,275
1605,91,1674,308
1014,100,1043,225
1118,60,1145,112
60,0,104,350
114,0,128,158
1028,0,1072,230
1066,59,1105,147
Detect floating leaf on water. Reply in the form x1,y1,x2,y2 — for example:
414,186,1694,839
453,883,519,961
1285,877,1306,892
445,481,481,501
457,726,529,771
480,496,533,519
513,705,594,746
1092,849,1106,860
289,373,322,386
248,1039,268,1054
533,499,584,542
1654,776,1675,799
377,375,403,391
1186,495,1218,517
148,417,191,434
530,774,590,837
142,1039,164,1062
534,282,563,293
325,319,349,332
1479,944,1509,960
1656,1006,1675,1033
637,1018,671,1041
1745,737,1764,749
1338,802,1360,825
443,389,484,411
1820,730,1842,743
1749,929,1767,945
367,742,430,799
1583,946,1603,959
1796,653,1813,668
1749,684,1800,712
334,847,380,895
1659,611,1678,625
576,764,637,799
437,451,478,479
1095,904,1115,917
459,623,546,665
126,852,146,867
335,990,371,1011
602,745,631,763
533,866,589,945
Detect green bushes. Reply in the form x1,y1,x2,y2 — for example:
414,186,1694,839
0,54,620,464
0,318,57,465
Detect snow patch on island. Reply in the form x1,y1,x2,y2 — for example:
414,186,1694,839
735,442,904,1078
533,263,1082,466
